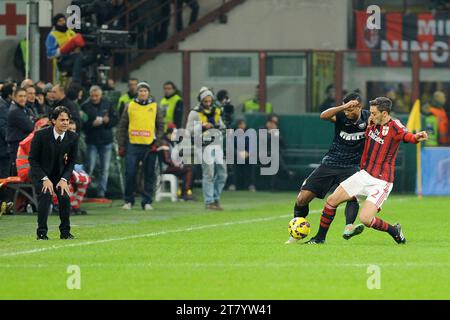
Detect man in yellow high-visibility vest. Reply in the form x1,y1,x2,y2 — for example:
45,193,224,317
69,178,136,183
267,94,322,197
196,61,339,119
117,82,164,211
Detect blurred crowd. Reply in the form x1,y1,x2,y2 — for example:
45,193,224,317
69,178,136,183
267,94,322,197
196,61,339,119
0,74,293,215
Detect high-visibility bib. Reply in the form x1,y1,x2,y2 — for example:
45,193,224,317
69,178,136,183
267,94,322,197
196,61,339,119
160,94,181,130
128,100,158,145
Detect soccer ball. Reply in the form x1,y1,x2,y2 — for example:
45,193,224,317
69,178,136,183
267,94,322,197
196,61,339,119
288,217,311,240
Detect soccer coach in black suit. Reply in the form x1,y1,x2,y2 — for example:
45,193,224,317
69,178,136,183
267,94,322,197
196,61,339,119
29,106,79,240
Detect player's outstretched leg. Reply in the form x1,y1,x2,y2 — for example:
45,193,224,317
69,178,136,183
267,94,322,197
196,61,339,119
305,186,352,244
359,201,406,244
342,197,365,240
285,190,316,244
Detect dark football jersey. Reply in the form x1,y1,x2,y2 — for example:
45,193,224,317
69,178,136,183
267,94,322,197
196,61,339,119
321,109,370,168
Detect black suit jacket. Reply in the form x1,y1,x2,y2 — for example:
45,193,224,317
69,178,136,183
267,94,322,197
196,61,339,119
29,126,79,184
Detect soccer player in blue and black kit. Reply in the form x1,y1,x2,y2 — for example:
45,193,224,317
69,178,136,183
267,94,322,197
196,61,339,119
286,92,370,244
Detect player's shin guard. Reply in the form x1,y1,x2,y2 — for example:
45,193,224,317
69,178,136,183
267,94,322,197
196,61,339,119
344,197,359,225
369,217,397,238
294,203,309,218
316,202,337,240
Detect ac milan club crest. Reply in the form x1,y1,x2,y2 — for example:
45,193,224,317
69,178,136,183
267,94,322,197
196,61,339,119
382,126,389,136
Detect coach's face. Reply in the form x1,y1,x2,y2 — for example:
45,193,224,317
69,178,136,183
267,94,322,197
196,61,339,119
52,112,70,134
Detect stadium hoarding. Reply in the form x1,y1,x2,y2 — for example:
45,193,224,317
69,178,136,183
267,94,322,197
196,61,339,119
355,11,450,67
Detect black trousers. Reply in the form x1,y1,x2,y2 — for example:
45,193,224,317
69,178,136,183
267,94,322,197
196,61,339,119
35,179,71,236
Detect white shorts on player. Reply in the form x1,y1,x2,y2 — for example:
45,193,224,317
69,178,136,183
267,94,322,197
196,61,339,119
340,170,393,209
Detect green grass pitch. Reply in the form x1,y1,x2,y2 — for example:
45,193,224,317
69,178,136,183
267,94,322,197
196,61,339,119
0,192,448,299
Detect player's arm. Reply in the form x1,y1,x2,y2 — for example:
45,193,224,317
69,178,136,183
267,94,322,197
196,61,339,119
320,100,359,122
392,120,428,143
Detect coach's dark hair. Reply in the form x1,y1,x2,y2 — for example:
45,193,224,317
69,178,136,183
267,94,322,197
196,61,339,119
13,87,26,97
369,97,392,114
1,83,15,99
51,106,71,120
343,92,361,104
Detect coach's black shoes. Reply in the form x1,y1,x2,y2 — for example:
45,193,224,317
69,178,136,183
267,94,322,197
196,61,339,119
60,233,75,240
393,224,406,244
37,234,49,240
304,237,325,245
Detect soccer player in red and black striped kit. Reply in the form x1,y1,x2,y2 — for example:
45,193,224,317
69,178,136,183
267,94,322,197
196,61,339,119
306,97,428,244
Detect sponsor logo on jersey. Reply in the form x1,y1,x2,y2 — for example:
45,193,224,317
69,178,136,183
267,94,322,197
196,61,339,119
339,131,366,141
368,130,384,144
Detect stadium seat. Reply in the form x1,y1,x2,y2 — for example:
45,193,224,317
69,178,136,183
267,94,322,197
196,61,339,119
0,177,38,214
155,174,178,202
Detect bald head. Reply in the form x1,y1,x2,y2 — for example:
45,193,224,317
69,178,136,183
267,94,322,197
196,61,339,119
51,84,66,101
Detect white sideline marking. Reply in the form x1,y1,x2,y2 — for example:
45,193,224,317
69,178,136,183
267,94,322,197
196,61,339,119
0,210,321,258
0,196,411,258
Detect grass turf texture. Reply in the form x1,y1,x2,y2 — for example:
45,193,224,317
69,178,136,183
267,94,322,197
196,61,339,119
0,192,448,299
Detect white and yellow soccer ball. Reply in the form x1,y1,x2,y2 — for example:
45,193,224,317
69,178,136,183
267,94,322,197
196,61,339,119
288,217,311,240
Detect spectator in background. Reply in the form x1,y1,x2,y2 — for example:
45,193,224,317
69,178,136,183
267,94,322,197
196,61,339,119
0,83,16,110
20,79,33,89
243,85,273,114
319,84,336,112
217,89,235,128
117,78,138,116
82,85,119,199
24,85,39,119
35,87,51,116
46,14,84,83
429,91,449,145
159,124,195,201
160,81,184,129
51,84,82,132
0,96,9,177
6,88,34,175
422,104,439,147
187,88,227,211
35,81,46,91
228,119,257,192
117,82,164,211
176,0,200,32
44,83,56,106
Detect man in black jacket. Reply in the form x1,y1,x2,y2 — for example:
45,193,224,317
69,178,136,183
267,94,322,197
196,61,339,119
51,84,81,131
0,100,9,177
29,106,79,240
81,85,119,198
6,88,34,175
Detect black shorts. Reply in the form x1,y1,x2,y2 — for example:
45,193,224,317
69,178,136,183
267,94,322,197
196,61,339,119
301,164,359,199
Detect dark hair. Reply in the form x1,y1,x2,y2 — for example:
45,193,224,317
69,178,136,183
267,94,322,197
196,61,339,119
51,106,71,120
216,90,229,102
14,87,26,96
1,83,15,99
128,78,138,83
325,84,334,93
369,97,392,114
163,81,180,95
343,92,361,104
66,83,83,101
52,13,65,27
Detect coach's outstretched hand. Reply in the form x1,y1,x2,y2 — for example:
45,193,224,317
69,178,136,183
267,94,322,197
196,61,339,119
415,131,428,142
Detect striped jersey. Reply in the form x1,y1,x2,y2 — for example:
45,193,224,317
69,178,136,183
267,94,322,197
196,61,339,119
321,110,370,168
360,118,418,182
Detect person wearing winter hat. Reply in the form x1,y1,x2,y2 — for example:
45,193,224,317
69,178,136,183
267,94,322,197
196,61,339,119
45,13,85,83
187,88,227,210
117,81,164,211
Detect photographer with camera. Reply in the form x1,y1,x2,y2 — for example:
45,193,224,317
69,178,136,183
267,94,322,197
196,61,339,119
45,14,86,84
187,88,227,211
216,89,235,129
